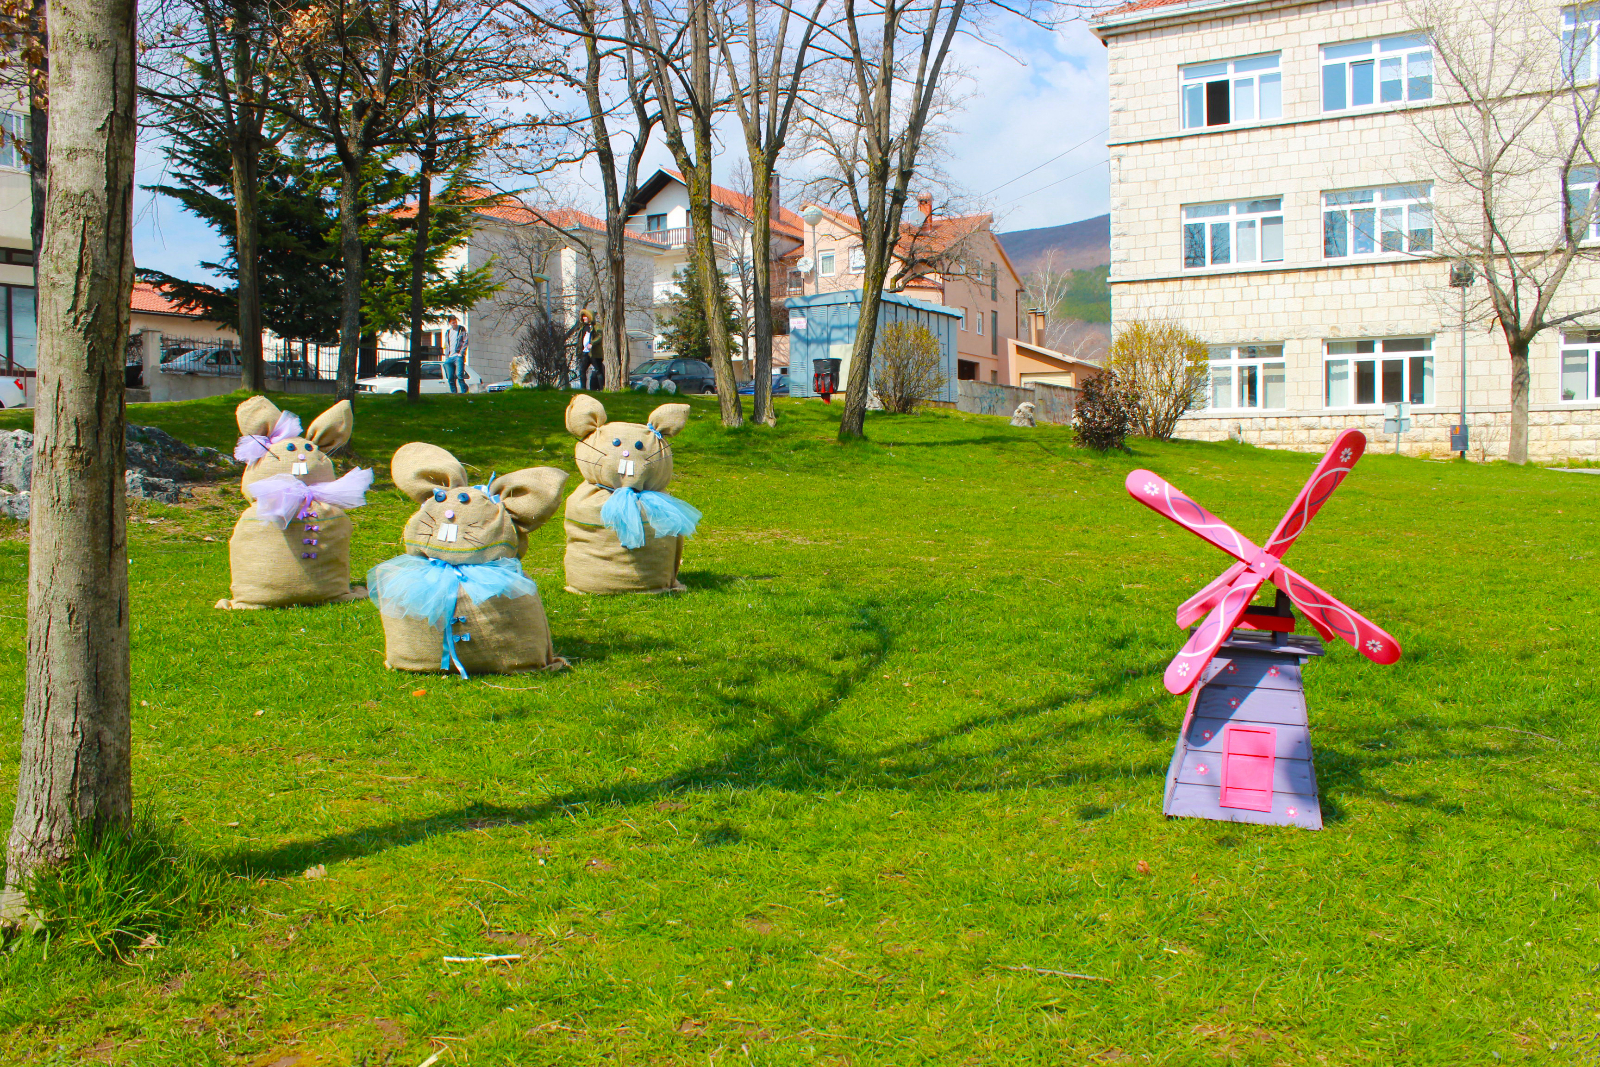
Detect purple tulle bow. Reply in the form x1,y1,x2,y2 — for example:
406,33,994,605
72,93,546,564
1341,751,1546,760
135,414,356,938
245,468,374,529
234,411,303,463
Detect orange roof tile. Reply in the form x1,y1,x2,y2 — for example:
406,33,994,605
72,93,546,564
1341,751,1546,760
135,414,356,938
1100,0,1223,21
131,281,210,318
666,170,805,238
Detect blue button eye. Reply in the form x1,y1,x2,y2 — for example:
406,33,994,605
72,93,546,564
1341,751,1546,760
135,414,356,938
433,489,447,502
634,441,643,450
285,443,296,451
457,492,471,504
305,443,315,451
612,438,621,447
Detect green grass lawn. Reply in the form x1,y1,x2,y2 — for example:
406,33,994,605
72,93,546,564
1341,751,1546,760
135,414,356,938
0,389,1596,1066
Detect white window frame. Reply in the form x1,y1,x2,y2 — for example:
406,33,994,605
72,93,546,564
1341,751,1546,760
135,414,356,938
1323,185,1432,259
0,112,27,171
1322,36,1433,112
1564,6,1600,81
818,249,835,276
1559,331,1600,401
1205,344,1288,412
1183,198,1284,269
1181,53,1283,130
848,246,865,274
1323,337,1435,408
1566,167,1600,239
976,310,984,335
957,306,968,331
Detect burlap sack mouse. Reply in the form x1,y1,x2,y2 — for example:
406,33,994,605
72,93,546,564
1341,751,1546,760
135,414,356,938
562,395,700,595
368,442,569,676
216,396,373,610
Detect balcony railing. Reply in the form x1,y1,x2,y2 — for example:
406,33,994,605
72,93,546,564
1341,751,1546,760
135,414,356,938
641,226,689,248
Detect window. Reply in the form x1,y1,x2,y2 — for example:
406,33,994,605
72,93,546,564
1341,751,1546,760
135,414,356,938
819,250,835,276
1559,331,1600,400
1206,344,1287,411
1324,337,1434,407
1182,54,1282,129
1568,167,1600,239
957,306,968,331
990,370,998,383
1184,198,1284,269
976,311,984,335
1323,185,1431,258
646,213,666,231
990,263,998,301
2,285,34,372
1563,6,1600,81
957,359,978,381
1322,36,1432,111
0,112,27,170
991,311,999,354
848,246,864,273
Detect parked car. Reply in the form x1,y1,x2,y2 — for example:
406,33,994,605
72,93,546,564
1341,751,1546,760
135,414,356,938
160,347,241,375
627,357,716,394
265,358,321,382
355,357,482,394
736,373,789,397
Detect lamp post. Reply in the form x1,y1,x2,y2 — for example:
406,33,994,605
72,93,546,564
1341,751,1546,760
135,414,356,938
801,204,823,296
1448,259,1476,460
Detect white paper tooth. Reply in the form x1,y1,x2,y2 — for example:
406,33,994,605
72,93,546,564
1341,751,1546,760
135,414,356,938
292,461,308,475
437,523,459,543
627,460,636,476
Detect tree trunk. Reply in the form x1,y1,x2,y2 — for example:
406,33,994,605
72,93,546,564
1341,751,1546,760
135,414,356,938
335,158,363,402
230,138,264,391
603,237,627,391
1508,339,1530,464
748,162,775,426
687,0,741,425
839,280,887,439
5,0,137,915
27,0,47,261
406,163,432,403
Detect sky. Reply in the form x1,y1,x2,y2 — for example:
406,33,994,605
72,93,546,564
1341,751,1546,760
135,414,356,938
129,15,1110,286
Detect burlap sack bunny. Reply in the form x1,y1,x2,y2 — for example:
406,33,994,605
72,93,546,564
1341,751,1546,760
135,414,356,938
216,396,373,610
368,443,569,676
562,395,699,595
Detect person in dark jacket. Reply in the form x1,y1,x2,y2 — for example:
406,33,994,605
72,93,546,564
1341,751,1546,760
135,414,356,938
574,311,604,390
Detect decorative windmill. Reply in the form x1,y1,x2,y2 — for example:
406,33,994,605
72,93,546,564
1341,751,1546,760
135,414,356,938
1125,429,1401,829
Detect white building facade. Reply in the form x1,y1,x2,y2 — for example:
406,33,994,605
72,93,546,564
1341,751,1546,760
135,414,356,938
1093,0,1600,462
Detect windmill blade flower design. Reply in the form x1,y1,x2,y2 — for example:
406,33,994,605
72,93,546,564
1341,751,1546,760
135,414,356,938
1126,429,1401,695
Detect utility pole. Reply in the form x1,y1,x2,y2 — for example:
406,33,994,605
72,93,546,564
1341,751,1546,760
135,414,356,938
1449,259,1475,459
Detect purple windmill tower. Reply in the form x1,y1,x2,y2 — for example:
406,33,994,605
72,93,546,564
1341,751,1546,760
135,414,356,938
1124,429,1401,830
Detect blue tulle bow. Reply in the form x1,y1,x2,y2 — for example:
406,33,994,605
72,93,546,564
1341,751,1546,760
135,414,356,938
598,486,702,549
367,555,538,678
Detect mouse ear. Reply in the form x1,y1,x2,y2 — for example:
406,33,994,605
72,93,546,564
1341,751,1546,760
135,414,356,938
391,442,466,502
647,402,690,438
492,467,570,534
306,399,354,452
236,395,282,438
566,394,607,438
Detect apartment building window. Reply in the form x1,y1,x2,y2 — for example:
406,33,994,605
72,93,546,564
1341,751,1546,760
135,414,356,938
1323,185,1432,258
976,310,984,335
990,263,998,300
1181,54,1282,129
957,306,968,331
646,213,666,231
1563,6,1600,80
1560,331,1600,400
991,311,999,354
848,246,864,273
819,250,835,276
1,285,36,372
1322,36,1432,111
1567,167,1600,238
1183,198,1284,268
1207,344,1286,410
1324,338,1434,407
0,112,26,170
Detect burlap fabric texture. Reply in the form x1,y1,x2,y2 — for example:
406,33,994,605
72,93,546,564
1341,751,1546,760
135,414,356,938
561,395,694,595
372,442,570,675
218,396,370,609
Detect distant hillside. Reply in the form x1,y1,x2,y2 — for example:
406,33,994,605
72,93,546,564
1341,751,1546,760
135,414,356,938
998,214,1110,276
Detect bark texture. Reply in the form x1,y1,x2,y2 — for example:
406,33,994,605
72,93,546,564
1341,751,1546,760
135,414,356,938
6,0,137,900
337,161,363,400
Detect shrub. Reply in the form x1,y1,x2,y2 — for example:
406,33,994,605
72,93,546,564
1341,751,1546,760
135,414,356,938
510,311,571,389
1074,370,1137,452
1104,318,1209,440
23,813,233,960
872,322,947,413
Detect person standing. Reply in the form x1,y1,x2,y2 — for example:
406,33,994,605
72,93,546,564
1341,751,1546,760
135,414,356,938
443,315,469,393
575,310,604,391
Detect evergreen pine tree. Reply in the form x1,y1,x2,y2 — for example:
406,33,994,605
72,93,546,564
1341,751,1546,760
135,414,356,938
658,261,744,364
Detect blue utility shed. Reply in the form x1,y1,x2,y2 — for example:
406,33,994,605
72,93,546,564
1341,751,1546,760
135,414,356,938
784,290,962,402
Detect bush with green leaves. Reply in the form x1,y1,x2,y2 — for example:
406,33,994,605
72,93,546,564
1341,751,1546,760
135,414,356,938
871,322,947,414
1105,318,1209,440
23,813,233,960
1073,370,1137,452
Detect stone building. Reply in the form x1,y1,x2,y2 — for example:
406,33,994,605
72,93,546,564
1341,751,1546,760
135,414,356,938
1092,0,1600,461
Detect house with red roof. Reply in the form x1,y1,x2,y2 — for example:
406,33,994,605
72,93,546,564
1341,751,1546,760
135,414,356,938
625,169,807,376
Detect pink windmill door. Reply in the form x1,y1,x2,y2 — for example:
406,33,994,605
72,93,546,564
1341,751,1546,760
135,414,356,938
1219,725,1277,812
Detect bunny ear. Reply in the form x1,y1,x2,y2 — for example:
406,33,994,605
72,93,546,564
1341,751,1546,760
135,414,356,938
647,403,691,438
491,467,570,535
306,400,354,452
391,442,467,502
566,394,607,438
236,395,282,438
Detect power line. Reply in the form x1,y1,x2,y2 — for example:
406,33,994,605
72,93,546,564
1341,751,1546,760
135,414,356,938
996,157,1111,210
978,127,1109,199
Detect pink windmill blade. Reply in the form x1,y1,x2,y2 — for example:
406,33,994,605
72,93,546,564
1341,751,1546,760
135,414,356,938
1260,428,1367,558
1163,567,1265,693
1271,564,1401,665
